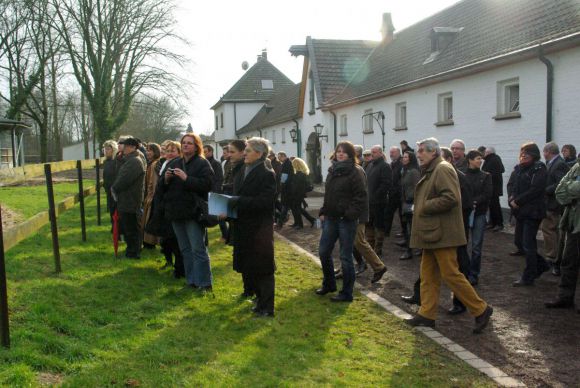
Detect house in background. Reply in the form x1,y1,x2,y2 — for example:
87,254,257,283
0,119,29,168
211,50,295,158
211,0,580,198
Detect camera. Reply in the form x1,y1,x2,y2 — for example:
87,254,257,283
168,168,176,174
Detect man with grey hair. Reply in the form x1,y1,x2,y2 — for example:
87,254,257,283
542,142,570,275
450,139,468,173
406,137,492,333
482,146,506,231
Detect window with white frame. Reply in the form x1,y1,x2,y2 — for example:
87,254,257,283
281,128,286,143
261,80,274,89
395,102,407,129
220,112,224,128
339,114,348,136
272,129,277,144
496,78,520,117
363,109,373,133
437,92,453,123
215,116,218,131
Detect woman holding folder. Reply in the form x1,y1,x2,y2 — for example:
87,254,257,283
222,137,277,317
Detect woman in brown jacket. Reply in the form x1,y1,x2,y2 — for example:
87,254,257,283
142,143,161,248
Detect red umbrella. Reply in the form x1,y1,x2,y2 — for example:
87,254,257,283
112,210,119,258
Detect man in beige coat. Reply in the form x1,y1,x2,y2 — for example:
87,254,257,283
406,138,493,334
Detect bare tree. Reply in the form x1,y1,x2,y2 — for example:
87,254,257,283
120,95,185,143
52,0,189,147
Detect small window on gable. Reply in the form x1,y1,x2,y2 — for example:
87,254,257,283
395,102,407,130
435,92,454,126
339,114,348,136
261,80,274,89
495,78,521,120
220,112,224,128
363,109,374,134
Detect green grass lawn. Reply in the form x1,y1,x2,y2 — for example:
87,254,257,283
0,197,494,387
0,181,96,219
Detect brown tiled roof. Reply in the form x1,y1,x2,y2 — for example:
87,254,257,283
211,58,295,109
237,83,301,135
328,0,580,106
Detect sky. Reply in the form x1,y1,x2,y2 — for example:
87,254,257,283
173,0,461,135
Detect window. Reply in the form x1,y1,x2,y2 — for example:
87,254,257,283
220,112,224,128
363,109,374,133
495,78,521,120
339,114,348,136
436,92,453,126
281,128,286,143
395,102,407,130
261,79,274,89
272,129,277,144
215,115,218,131
308,71,315,114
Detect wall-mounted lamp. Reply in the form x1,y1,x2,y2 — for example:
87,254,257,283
289,127,298,142
314,123,327,142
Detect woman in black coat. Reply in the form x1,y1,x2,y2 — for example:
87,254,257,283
161,134,214,291
507,142,550,286
316,141,367,302
102,140,118,231
288,157,315,229
229,137,277,317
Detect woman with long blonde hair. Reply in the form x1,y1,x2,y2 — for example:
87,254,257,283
288,157,316,229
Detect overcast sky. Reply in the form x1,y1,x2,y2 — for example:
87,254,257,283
174,0,461,134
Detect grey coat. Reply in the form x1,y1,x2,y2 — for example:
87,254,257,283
112,151,146,213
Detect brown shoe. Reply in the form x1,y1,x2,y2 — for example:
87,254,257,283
371,267,387,283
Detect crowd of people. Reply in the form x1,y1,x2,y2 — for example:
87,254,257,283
101,131,580,326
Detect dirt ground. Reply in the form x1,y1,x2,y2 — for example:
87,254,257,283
278,206,580,388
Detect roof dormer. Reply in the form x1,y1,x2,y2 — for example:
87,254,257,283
424,26,463,64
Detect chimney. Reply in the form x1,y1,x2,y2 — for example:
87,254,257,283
381,13,395,43
262,49,267,60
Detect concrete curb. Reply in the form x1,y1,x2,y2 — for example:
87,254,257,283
2,185,98,251
275,232,526,388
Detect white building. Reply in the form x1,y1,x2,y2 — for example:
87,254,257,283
211,0,580,200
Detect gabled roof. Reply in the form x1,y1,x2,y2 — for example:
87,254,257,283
290,38,378,106
0,118,30,131
211,58,295,110
328,0,580,107
237,83,301,135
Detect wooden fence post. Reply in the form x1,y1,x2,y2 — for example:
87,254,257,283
0,206,10,348
44,164,62,273
95,159,101,226
76,160,87,242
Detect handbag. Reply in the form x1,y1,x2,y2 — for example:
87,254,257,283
195,196,219,228
402,202,414,215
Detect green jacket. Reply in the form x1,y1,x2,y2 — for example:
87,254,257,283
410,156,467,249
556,161,580,234
112,151,146,213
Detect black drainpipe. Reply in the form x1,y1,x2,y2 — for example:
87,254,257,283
330,111,337,149
292,119,301,158
538,46,553,143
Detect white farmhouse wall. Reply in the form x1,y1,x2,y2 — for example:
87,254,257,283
213,105,227,142
259,120,301,157
235,103,265,131
552,48,580,146
325,47,580,206
214,102,264,143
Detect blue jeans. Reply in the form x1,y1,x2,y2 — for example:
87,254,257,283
172,220,213,287
468,214,487,280
318,217,357,299
515,218,549,283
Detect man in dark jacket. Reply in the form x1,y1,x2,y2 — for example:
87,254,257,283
204,145,224,193
541,142,570,275
482,147,506,231
277,152,293,226
385,146,403,237
450,139,468,173
112,137,146,258
508,142,550,286
364,145,392,257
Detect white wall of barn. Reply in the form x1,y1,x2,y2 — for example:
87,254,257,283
319,47,580,207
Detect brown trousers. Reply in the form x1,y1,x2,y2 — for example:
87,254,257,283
541,210,561,260
354,224,385,271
